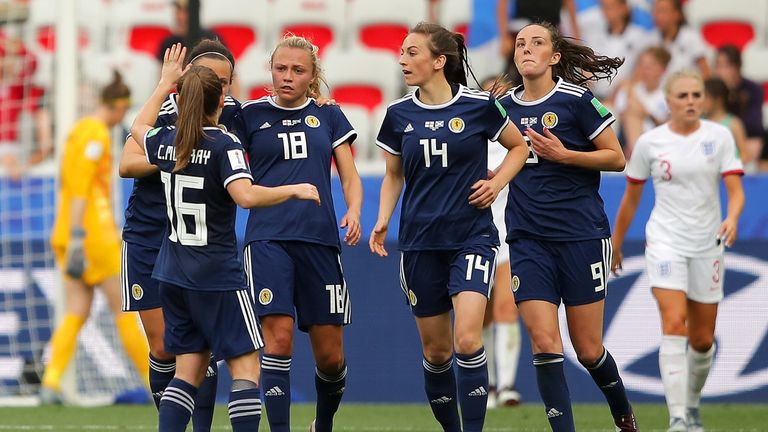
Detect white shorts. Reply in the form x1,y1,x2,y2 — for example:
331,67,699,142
644,243,724,303
491,185,509,264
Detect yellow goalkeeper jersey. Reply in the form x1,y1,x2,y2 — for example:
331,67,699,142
51,117,119,248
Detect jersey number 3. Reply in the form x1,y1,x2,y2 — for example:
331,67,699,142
160,172,208,246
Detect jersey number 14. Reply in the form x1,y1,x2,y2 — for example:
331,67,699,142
419,138,448,168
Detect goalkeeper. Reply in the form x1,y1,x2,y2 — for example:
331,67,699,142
42,72,149,402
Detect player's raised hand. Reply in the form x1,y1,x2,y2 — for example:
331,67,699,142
469,179,501,209
292,183,321,205
718,217,738,247
160,43,189,87
369,221,389,257
315,97,337,106
340,210,361,246
526,127,571,163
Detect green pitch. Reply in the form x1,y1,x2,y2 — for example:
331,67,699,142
1,403,766,431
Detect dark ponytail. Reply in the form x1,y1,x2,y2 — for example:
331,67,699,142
409,22,482,88
526,22,625,86
173,65,222,172
101,70,131,106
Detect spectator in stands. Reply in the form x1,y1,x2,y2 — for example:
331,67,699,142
466,0,505,80
0,36,51,180
498,0,581,61
41,71,149,404
370,22,528,431
713,45,764,172
586,0,651,102
156,0,219,63
649,0,709,77
613,46,671,157
612,70,744,432
703,78,749,165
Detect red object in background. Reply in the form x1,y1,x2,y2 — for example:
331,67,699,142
248,85,271,100
0,40,44,142
359,24,409,55
701,21,754,51
129,26,172,57
331,86,383,113
762,82,768,102
281,25,334,57
454,24,468,38
212,25,256,60
36,26,89,51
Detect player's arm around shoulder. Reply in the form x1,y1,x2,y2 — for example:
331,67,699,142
119,134,158,178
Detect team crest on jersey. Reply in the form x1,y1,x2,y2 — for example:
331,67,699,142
259,288,273,305
520,117,538,126
305,115,321,128
542,112,559,128
449,117,465,133
511,275,520,292
131,284,144,300
701,141,715,156
425,120,444,131
408,290,418,306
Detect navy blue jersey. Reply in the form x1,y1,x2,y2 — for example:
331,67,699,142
239,97,356,250
142,125,252,291
122,94,243,248
376,85,508,250
499,77,615,241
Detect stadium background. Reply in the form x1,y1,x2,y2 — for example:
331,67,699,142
0,0,767,408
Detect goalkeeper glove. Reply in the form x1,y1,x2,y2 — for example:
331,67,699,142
65,228,86,279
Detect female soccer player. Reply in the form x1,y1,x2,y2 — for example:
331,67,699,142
499,22,636,431
130,43,319,432
119,38,241,428
370,22,528,432
612,70,744,432
42,71,149,403
703,78,748,163
238,35,362,432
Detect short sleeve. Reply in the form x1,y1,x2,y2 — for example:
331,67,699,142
575,91,616,141
719,128,745,176
482,97,510,142
219,134,253,188
67,124,108,198
625,135,651,183
331,106,357,149
375,107,402,155
143,127,167,165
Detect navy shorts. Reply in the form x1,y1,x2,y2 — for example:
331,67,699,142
400,243,500,317
160,282,264,359
121,241,161,312
243,241,350,332
508,238,612,306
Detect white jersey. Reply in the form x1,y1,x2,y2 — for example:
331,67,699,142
587,23,651,99
649,26,708,75
626,120,744,257
488,140,510,261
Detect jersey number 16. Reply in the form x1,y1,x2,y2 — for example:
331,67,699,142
160,172,208,247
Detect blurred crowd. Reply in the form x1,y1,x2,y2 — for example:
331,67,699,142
1,0,767,181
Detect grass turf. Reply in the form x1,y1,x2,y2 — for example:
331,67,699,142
0,403,766,431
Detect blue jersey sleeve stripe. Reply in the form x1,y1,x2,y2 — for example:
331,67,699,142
587,116,616,141
332,130,357,149
223,172,253,188
376,140,401,155
491,117,511,142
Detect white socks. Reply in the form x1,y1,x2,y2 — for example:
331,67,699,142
483,325,496,388
659,335,687,419
495,322,521,390
687,343,715,409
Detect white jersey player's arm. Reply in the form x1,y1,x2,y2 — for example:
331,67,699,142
611,181,645,273
719,174,745,248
